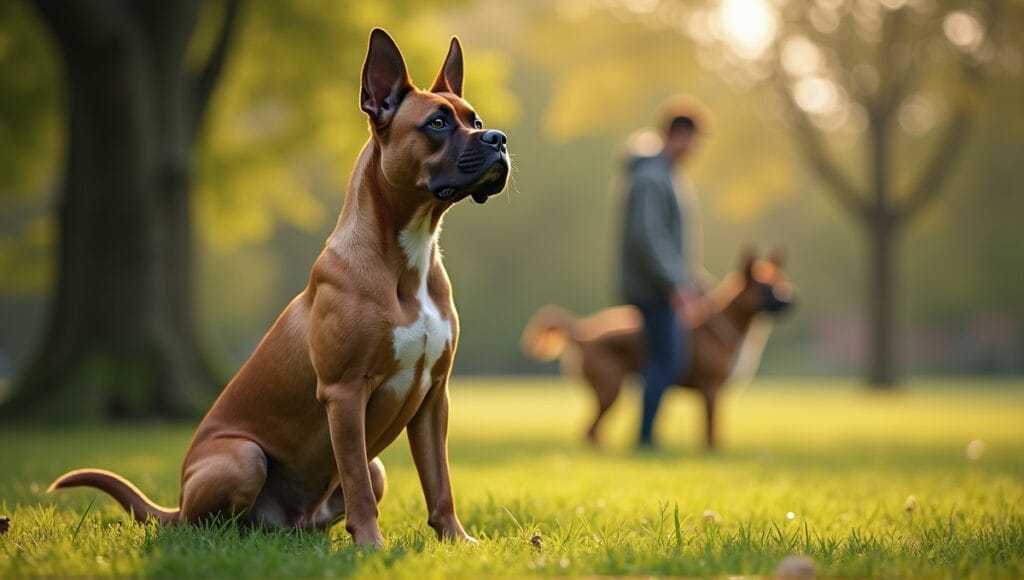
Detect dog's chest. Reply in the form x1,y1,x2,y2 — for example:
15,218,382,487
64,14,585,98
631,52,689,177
380,216,453,398
385,291,451,396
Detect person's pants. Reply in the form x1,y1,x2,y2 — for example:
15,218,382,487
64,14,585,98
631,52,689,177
634,299,689,445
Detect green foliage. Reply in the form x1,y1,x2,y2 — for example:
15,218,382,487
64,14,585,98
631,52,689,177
192,1,518,252
0,216,50,297
0,0,517,261
0,0,1021,377
1,378,1022,576
0,1,60,199
0,2,59,299
439,1,1024,375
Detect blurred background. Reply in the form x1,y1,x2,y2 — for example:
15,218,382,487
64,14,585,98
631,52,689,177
1,0,1022,420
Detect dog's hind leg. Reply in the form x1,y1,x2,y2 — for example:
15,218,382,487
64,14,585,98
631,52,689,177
368,457,387,504
702,388,719,450
178,437,270,526
584,362,626,447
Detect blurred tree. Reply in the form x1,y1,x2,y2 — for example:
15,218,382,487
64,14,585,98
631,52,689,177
0,0,510,420
597,0,1023,386
0,0,244,421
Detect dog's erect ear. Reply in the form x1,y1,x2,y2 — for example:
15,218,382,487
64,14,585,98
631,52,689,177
430,37,464,97
361,28,413,128
739,246,757,280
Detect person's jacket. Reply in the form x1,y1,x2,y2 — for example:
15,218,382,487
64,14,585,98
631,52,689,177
618,154,692,304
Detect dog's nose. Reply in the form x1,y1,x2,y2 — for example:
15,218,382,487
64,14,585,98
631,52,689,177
480,130,508,151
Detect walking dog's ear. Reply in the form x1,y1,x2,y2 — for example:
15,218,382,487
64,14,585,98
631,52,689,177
430,37,464,97
361,28,413,129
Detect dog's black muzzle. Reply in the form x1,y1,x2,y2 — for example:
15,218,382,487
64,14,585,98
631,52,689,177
762,283,794,314
432,130,510,204
457,130,507,175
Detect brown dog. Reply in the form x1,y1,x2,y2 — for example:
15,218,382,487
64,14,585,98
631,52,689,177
522,250,792,449
48,29,509,549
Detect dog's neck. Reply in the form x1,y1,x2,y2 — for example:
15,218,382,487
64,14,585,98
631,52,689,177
700,274,754,345
330,141,450,298
708,291,758,349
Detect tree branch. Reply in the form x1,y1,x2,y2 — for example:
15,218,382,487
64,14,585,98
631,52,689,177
894,105,972,224
894,37,988,225
189,0,242,139
775,77,872,222
877,3,905,114
880,11,920,117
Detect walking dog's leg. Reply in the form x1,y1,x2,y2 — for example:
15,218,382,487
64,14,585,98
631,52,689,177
586,377,624,447
703,389,719,450
583,354,627,447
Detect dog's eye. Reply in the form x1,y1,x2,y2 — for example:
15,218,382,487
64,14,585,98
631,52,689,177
429,118,447,130
473,118,483,129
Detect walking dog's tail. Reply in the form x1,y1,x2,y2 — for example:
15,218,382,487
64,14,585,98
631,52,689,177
49,469,180,525
521,305,579,361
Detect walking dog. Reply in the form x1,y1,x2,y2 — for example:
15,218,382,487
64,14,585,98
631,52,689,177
522,250,792,449
48,29,510,549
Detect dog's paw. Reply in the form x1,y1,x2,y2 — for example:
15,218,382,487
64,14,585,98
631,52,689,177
433,521,477,544
353,536,385,551
460,533,479,545
349,526,385,550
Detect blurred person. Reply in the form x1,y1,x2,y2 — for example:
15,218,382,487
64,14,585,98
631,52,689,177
618,96,708,448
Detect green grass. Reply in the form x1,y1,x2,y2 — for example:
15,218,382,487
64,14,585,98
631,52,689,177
2,377,1023,577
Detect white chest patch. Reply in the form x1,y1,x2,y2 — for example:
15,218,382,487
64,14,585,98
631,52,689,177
382,215,453,397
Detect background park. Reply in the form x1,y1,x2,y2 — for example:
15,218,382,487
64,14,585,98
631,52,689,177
1,0,1022,576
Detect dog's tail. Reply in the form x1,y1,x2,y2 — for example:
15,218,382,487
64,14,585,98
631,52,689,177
49,469,180,525
521,305,579,361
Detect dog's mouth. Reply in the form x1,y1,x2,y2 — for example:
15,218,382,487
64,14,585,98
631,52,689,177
762,283,795,314
432,158,510,205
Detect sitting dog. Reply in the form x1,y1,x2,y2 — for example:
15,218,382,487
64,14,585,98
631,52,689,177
521,250,793,449
48,29,510,549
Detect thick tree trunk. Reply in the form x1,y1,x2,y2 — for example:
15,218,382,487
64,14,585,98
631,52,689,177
1,0,220,421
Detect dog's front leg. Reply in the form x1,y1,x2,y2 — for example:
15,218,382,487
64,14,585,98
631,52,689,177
407,380,475,543
319,382,385,549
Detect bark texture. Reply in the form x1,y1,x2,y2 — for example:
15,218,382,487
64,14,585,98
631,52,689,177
2,0,241,420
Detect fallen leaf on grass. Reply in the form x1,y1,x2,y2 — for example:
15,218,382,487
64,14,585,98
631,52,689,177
904,495,917,512
774,555,816,579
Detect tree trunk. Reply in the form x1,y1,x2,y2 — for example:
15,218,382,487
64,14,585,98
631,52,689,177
865,106,899,388
1,0,220,421
866,219,898,387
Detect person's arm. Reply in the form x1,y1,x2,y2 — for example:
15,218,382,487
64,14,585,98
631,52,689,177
624,175,688,297
671,286,703,325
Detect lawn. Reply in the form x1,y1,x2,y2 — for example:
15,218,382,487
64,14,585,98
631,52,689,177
1,377,1023,577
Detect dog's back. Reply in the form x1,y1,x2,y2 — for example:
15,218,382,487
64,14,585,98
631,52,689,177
521,306,644,371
